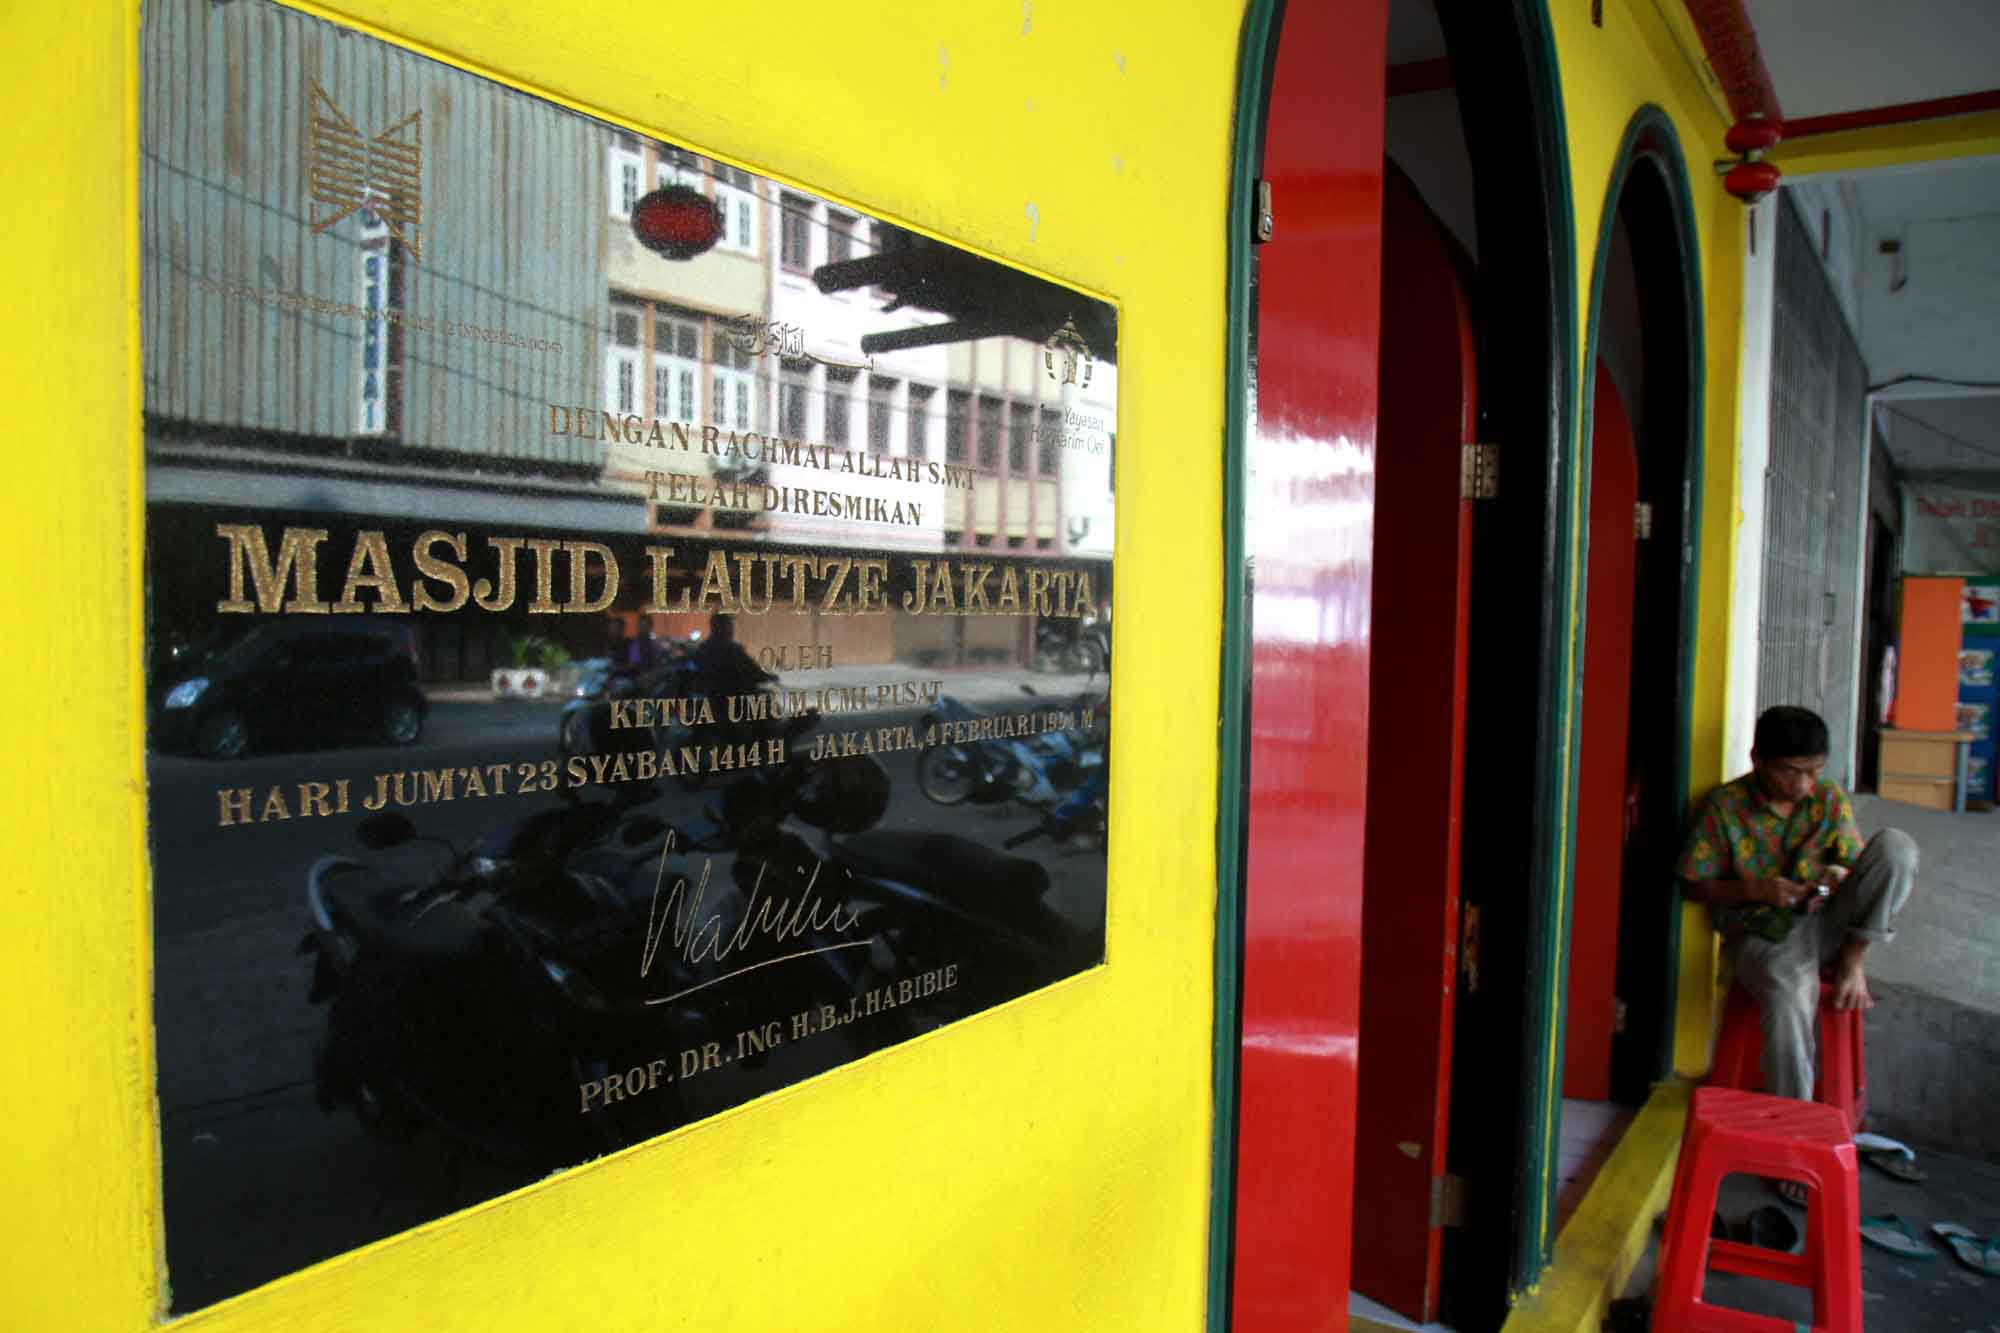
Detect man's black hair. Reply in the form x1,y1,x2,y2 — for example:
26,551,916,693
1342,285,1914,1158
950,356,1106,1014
1753,705,1829,761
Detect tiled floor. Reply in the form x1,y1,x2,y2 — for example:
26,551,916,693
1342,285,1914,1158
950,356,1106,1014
1556,1097,1637,1233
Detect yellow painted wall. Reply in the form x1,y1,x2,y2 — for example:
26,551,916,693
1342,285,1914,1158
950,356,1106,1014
1775,110,2000,178
0,2,1235,1328
1543,0,1741,1096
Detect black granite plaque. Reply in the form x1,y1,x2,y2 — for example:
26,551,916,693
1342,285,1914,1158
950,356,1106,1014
143,0,1115,1308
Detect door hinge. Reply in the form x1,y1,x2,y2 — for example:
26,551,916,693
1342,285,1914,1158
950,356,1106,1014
1255,179,1274,244
1459,903,1481,995
1461,444,1499,500
1613,997,1629,1035
1431,1172,1470,1228
1635,501,1653,539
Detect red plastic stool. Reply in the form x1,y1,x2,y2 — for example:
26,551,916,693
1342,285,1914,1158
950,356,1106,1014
1655,1086,1862,1332
1709,981,1866,1132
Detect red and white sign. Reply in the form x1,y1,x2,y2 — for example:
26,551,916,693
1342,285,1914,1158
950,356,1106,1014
1904,484,2000,575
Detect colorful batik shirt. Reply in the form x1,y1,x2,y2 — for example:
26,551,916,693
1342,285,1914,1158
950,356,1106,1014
1675,773,1865,942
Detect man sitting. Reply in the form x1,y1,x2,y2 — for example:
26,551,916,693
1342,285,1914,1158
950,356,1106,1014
1676,705,1918,1107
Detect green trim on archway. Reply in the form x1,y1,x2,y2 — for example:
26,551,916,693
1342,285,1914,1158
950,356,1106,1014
1209,0,1283,1326
1568,101,1712,1120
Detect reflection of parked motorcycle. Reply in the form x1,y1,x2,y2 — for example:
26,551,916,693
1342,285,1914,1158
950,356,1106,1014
915,685,1106,810
560,656,787,792
1033,614,1109,678
725,748,1102,1035
1003,764,1108,851
557,647,697,757
304,712,1099,1169
300,726,854,1167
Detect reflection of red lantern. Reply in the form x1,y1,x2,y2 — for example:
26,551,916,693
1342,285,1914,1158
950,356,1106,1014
631,184,724,259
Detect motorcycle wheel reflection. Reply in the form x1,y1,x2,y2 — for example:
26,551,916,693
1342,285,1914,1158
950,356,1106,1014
915,743,980,805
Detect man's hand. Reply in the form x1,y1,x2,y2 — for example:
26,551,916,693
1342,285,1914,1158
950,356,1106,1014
1750,876,1812,909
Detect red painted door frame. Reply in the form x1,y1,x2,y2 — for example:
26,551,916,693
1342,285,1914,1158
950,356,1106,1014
1229,0,1388,1328
1351,164,1476,1324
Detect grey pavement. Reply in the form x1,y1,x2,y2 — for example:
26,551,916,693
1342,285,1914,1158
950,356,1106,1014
1851,794,2000,1164
1619,1147,2000,1330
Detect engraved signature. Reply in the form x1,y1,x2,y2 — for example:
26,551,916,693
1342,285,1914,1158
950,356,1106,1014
639,830,869,1006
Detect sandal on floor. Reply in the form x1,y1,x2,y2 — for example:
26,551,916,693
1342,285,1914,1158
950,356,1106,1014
1740,1205,1801,1252
1931,1223,2000,1276
1858,1144,1927,1182
1859,1214,1936,1260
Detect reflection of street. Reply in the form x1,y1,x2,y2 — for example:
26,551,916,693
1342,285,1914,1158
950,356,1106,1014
152,686,1105,1311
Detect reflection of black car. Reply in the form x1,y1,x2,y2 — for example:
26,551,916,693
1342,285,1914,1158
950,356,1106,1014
152,619,427,759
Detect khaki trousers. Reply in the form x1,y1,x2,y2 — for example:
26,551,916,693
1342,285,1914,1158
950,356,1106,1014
1722,828,1918,1102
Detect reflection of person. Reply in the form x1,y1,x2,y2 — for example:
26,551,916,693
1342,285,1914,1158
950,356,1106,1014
622,616,665,671
690,613,776,702
1676,706,1919,1102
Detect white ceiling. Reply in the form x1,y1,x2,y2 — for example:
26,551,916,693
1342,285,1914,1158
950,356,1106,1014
1879,394,2000,479
1746,0,2000,121
1811,156,2000,476
1380,0,2000,477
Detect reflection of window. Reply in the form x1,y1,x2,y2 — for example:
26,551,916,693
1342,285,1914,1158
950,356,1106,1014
781,363,811,438
605,300,642,413
653,311,700,423
609,143,642,218
826,211,855,266
712,329,756,431
825,368,856,445
945,390,969,462
907,384,934,461
657,147,700,188
1039,407,1061,474
977,395,1002,468
781,193,812,270
1007,401,1031,472
868,221,896,296
867,376,896,450
715,165,755,253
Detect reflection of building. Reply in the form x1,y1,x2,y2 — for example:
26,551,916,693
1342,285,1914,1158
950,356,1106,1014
141,0,626,534
140,0,636,679
595,149,1117,565
592,144,1116,667
139,0,1116,680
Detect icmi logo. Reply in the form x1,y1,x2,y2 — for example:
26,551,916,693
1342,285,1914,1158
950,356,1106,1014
1044,316,1093,388
305,80,425,259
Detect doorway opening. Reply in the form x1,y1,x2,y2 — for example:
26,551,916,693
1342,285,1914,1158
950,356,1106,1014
1566,116,1705,1150
1351,0,1581,1327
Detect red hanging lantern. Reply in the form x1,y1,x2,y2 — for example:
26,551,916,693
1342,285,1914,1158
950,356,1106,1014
1724,160,1781,202
1720,117,1784,203
631,184,725,260
1724,119,1783,158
